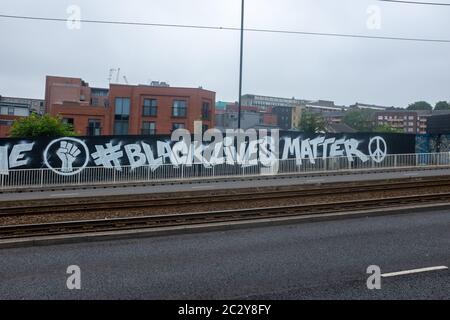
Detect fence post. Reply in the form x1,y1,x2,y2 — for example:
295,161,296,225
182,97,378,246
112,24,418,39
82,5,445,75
40,169,44,187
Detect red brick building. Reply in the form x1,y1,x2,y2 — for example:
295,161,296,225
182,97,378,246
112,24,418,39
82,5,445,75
45,76,215,136
0,115,18,137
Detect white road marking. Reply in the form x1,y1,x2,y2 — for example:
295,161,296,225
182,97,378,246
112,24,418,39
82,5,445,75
49,193,80,197
381,266,448,278
404,173,420,176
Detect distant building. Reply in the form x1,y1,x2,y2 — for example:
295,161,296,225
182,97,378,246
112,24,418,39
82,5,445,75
303,100,346,112
45,76,215,136
242,94,344,113
215,101,228,114
350,102,394,111
262,112,278,127
272,106,293,130
215,111,262,131
322,111,345,125
0,95,45,137
214,102,281,131
374,110,422,134
242,94,348,130
373,110,450,134
325,123,357,134
241,94,306,111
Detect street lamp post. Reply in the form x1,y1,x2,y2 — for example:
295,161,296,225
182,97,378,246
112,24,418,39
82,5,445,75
238,0,245,129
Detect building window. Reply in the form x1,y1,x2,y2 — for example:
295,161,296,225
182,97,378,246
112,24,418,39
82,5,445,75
202,102,210,120
92,89,108,97
142,122,156,135
87,119,102,136
143,99,158,117
7,107,14,116
114,97,130,135
172,100,187,118
0,120,13,126
172,123,185,131
62,118,74,126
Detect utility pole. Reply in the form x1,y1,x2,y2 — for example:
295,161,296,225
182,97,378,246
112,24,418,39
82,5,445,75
238,0,245,129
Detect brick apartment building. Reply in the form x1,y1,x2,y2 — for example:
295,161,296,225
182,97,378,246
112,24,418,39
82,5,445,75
374,111,422,134
0,96,45,137
372,110,450,134
45,76,215,136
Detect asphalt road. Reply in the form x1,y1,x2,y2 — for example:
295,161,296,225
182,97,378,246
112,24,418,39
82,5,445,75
0,209,449,300
2,168,450,201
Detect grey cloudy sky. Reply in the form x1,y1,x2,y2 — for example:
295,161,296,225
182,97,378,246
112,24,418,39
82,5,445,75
0,0,449,108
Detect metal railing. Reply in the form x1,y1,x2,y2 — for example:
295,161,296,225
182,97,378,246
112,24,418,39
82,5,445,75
1,152,450,190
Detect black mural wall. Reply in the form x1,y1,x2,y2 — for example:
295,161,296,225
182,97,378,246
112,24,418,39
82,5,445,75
0,132,418,175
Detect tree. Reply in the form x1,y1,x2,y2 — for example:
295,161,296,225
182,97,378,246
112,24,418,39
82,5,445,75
373,123,403,133
343,109,374,132
9,114,78,138
407,101,433,111
434,101,450,111
297,111,325,133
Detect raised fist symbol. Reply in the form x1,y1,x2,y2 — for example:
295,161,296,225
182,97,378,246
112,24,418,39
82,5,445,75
56,141,81,173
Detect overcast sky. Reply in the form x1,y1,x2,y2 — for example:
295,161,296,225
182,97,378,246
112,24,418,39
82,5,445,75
0,0,449,108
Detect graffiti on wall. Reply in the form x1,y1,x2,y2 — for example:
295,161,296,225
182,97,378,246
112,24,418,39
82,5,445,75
416,134,450,154
0,126,416,176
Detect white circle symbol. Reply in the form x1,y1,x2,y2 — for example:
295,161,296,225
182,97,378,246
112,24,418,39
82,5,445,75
43,137,90,176
368,136,387,163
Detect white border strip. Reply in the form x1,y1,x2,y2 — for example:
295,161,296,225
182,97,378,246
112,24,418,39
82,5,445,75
382,266,448,278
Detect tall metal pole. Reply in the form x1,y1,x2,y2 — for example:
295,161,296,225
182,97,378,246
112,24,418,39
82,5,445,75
238,0,245,129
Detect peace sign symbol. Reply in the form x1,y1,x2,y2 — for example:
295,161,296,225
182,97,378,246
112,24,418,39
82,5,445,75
369,137,387,163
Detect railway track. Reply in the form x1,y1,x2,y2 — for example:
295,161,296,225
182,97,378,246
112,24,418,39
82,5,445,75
2,176,450,217
1,192,450,240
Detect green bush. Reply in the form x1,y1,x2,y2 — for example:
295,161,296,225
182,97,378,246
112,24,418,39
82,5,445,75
9,114,78,138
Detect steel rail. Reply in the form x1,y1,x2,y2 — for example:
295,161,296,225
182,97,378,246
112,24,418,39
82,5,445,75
2,177,450,217
1,192,450,239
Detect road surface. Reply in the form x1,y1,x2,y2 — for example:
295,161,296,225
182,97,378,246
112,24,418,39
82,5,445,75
0,208,449,299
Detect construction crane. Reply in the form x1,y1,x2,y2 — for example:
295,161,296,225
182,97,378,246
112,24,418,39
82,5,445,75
115,68,121,83
123,76,129,85
108,68,122,83
108,68,116,83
